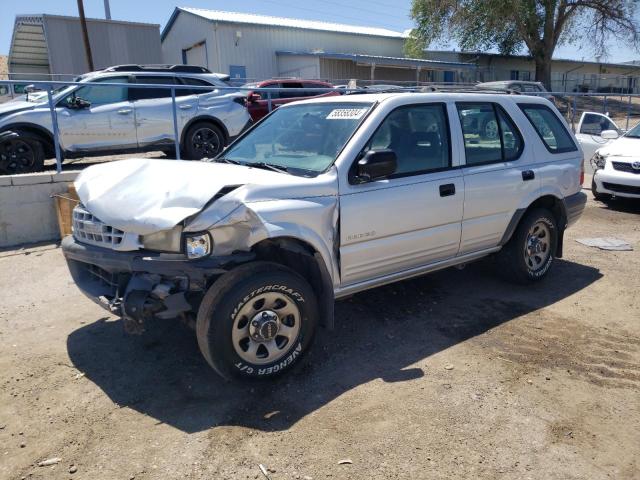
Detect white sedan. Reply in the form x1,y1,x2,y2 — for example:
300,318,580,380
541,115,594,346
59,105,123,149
590,122,640,201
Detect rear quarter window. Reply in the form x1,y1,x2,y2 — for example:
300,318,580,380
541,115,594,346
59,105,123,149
518,104,577,153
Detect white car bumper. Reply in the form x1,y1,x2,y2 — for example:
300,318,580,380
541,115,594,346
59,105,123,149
593,161,640,198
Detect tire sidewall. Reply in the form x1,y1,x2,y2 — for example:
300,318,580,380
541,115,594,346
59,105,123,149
185,123,223,160
518,212,557,281
199,269,317,380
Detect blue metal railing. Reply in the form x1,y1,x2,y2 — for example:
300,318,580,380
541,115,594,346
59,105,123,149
0,78,639,175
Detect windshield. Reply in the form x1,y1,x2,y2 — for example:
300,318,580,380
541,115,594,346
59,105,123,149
625,122,640,139
221,102,373,174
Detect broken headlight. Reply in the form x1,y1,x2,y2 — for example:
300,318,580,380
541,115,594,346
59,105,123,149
591,152,607,170
184,232,212,259
142,226,183,252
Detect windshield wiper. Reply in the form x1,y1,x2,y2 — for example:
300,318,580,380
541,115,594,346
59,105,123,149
215,157,243,165
247,162,289,174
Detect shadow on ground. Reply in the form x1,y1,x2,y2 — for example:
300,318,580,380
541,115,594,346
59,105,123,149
67,259,601,433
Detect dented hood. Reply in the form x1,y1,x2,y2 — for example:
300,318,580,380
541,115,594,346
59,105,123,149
74,158,286,235
598,137,640,158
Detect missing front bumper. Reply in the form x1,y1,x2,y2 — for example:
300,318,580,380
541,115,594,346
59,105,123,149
61,235,254,332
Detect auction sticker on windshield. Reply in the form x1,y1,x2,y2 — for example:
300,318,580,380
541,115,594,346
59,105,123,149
326,108,368,120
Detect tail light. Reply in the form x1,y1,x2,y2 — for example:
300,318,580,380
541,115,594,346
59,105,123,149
580,158,585,185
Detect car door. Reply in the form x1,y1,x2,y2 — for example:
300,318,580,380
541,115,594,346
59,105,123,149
56,75,136,152
130,75,195,149
339,103,464,285
456,102,540,255
574,112,620,161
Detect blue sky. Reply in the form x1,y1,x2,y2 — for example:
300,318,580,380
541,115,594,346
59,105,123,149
1,0,638,63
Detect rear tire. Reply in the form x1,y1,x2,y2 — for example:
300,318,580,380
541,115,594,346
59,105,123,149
497,208,558,284
0,131,45,175
183,122,225,160
196,262,318,380
592,176,612,202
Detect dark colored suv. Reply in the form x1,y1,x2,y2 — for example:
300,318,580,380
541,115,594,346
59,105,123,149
243,79,339,121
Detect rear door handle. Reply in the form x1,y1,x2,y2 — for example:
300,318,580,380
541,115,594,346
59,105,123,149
117,108,132,115
522,170,535,181
178,104,193,110
439,183,456,197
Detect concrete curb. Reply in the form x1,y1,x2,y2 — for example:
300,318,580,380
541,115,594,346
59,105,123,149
0,170,81,248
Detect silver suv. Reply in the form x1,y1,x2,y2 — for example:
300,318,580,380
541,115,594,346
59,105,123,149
0,65,251,175
62,92,587,380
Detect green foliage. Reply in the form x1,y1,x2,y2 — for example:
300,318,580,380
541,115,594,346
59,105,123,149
407,0,640,86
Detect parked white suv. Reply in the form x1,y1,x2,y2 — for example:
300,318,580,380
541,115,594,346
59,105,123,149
0,65,251,175
62,92,586,380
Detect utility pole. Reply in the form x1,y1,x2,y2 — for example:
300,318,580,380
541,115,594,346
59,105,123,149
104,0,112,20
77,0,94,71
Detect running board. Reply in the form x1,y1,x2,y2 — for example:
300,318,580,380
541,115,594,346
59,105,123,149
334,247,501,299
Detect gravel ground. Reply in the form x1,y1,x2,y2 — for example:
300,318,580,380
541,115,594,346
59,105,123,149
0,187,639,480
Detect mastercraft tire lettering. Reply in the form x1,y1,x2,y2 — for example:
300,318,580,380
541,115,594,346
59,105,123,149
196,262,318,380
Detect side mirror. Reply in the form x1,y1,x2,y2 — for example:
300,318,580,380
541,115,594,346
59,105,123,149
353,149,397,183
248,92,262,103
24,84,38,94
601,129,619,140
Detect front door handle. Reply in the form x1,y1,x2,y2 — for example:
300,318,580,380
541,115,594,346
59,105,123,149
522,170,535,181
178,104,193,110
117,108,132,115
439,183,456,197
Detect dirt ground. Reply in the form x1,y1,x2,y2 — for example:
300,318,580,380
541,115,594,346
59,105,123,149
1,183,639,480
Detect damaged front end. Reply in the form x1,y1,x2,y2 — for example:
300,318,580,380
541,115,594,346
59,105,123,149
62,236,253,333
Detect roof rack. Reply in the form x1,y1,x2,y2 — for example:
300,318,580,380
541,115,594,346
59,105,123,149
418,85,522,95
104,64,212,74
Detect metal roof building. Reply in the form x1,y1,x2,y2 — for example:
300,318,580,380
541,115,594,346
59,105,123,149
8,14,162,80
161,7,476,84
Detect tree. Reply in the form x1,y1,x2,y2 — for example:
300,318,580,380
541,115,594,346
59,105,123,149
405,0,640,89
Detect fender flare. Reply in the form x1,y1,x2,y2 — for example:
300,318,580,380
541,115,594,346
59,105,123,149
499,195,569,258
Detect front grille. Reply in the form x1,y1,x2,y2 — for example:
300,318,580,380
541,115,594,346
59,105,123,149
602,182,640,195
612,162,640,174
72,205,126,249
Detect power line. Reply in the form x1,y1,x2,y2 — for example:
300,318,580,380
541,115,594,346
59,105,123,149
310,0,411,23
256,0,409,31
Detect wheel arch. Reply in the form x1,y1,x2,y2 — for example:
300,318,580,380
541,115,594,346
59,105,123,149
0,123,55,158
248,236,335,330
500,194,567,257
180,115,230,147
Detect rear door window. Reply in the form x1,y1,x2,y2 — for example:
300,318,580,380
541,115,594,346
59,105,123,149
178,77,215,97
280,82,306,99
457,103,523,165
129,75,175,101
519,104,577,153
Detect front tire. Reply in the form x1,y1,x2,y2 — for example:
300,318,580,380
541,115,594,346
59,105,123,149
0,131,45,175
183,122,224,160
196,262,318,380
497,208,558,283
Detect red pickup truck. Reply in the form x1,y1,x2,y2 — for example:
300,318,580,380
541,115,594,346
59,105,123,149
243,79,339,121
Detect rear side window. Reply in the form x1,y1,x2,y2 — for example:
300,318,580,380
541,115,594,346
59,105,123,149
130,76,175,101
519,104,577,153
457,102,523,165
178,77,215,97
